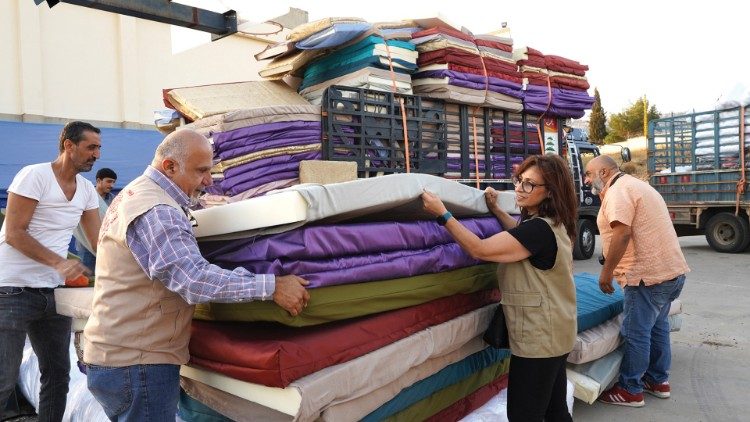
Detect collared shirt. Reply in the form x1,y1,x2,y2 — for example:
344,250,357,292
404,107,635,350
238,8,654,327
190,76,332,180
597,173,689,286
125,166,275,305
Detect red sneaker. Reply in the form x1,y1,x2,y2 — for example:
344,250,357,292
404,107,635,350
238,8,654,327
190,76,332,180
598,384,645,407
643,379,671,398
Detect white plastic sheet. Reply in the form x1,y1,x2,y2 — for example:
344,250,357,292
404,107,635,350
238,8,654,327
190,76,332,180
18,335,108,422
460,379,574,421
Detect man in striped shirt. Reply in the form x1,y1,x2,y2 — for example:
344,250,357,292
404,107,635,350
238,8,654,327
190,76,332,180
83,129,310,420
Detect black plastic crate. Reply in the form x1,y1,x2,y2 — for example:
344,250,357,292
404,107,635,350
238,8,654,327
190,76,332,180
321,86,448,176
443,103,544,184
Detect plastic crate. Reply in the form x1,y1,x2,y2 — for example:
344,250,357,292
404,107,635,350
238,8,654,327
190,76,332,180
650,169,749,203
321,86,447,176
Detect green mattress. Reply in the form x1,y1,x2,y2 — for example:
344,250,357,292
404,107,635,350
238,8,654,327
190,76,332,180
193,264,498,326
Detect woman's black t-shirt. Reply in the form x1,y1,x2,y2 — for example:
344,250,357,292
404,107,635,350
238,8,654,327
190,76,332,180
506,218,558,270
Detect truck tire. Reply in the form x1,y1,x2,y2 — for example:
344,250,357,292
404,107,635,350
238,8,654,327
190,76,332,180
573,219,596,260
705,212,750,253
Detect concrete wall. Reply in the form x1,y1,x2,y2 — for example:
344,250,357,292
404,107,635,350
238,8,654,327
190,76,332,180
0,0,274,127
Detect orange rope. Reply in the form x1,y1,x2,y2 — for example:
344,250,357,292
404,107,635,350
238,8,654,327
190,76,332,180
381,34,411,173
736,105,746,215
535,71,553,146
472,113,480,188
472,37,490,188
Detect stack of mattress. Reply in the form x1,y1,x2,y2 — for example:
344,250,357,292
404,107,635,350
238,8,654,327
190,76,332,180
694,108,750,170
411,27,524,111
564,272,685,404
178,105,323,204
514,47,594,119
178,174,520,421
298,32,418,105
259,19,420,104
258,18,372,81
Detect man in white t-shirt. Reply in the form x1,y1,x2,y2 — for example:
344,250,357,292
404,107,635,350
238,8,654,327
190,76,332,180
0,121,102,421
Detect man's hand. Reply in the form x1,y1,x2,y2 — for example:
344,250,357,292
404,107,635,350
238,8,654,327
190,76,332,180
54,259,89,281
273,275,310,317
421,189,448,217
599,273,615,294
484,187,500,212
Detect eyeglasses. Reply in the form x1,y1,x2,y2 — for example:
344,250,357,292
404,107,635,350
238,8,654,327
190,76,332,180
513,177,546,193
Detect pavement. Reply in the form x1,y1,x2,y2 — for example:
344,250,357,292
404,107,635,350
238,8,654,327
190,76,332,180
573,235,750,422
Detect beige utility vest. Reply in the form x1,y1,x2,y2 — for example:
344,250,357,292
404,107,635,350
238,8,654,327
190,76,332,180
498,217,577,358
83,175,194,366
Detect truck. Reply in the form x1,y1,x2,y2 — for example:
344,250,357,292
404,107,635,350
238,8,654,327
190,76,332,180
648,105,749,253
321,85,630,260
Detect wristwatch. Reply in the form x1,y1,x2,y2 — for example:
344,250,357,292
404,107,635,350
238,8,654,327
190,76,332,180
436,211,453,226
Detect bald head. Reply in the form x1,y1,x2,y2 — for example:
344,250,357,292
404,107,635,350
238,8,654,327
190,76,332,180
152,129,211,169
153,129,214,202
584,155,621,195
588,155,619,172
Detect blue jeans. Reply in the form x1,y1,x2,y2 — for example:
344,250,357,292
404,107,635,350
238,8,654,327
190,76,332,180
87,363,180,421
0,286,72,422
619,274,685,394
75,239,96,275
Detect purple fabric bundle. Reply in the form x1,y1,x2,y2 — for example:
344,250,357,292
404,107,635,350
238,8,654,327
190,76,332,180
415,70,524,99
208,120,322,197
523,85,594,119
200,217,503,288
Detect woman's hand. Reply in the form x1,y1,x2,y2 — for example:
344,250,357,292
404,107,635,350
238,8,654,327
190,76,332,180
421,189,448,217
484,187,500,212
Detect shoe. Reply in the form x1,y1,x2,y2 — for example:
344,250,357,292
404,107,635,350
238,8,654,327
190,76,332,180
598,384,645,407
643,379,671,398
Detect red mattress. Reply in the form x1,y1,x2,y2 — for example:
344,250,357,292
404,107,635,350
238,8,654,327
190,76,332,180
189,289,500,388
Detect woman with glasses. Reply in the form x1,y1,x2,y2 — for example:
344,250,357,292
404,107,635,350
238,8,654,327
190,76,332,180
422,154,578,422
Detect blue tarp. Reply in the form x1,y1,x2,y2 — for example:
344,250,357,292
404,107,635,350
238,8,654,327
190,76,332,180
0,120,164,208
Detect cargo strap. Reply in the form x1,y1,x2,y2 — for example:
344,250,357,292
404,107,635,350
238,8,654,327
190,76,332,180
381,34,411,173
737,106,746,215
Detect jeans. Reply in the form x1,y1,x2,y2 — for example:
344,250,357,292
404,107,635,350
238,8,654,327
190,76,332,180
619,274,686,394
87,363,180,421
75,239,96,275
507,353,572,422
0,286,72,422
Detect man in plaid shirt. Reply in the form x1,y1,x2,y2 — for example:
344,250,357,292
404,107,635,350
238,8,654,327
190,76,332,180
83,129,310,420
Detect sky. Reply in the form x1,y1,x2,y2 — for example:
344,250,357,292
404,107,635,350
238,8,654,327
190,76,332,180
177,0,750,116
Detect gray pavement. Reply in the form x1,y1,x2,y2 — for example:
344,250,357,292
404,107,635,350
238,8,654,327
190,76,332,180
573,236,750,422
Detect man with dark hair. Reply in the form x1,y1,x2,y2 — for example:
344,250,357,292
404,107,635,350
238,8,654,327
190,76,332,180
95,168,117,205
0,121,102,421
57,120,101,153
74,168,118,272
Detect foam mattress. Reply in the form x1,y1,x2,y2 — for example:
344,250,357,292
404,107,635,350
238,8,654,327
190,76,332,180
180,305,495,422
574,272,624,332
188,289,499,387
198,173,519,241
192,264,498,325
191,190,307,238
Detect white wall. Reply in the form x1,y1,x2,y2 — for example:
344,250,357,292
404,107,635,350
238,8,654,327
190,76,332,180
0,0,273,127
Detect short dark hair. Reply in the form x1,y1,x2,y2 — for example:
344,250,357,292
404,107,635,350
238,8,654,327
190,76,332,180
96,168,117,180
58,121,100,152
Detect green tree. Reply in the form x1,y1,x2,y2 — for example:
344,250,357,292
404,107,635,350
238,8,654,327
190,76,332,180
588,88,607,144
605,96,660,144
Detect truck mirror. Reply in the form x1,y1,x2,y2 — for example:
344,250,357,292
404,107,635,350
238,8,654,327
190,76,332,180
621,147,632,163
